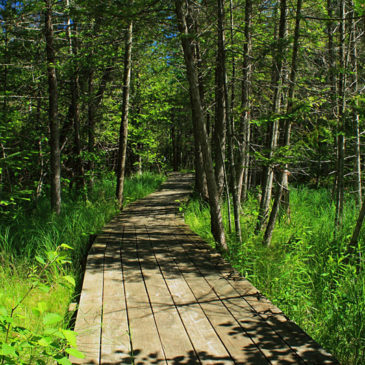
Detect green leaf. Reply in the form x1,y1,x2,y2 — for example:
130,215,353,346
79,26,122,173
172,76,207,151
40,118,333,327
44,328,62,337
57,357,73,365
43,313,63,326
1,343,17,357
60,243,73,250
38,337,52,346
62,329,77,347
35,256,46,265
32,301,48,316
46,251,58,262
62,275,75,287
65,347,85,359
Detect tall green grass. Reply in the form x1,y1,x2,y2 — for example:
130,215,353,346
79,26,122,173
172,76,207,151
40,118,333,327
0,172,165,363
185,187,365,365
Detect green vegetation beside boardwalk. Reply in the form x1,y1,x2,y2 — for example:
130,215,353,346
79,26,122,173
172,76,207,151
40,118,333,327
185,187,365,365
0,173,165,364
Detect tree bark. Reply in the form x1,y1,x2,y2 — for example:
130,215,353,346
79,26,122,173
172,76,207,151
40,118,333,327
256,0,287,233
335,0,346,228
65,2,85,193
116,20,133,209
45,0,61,214
191,13,208,199
263,0,302,246
237,0,253,206
227,0,242,242
350,1,362,206
348,197,365,262
213,0,227,197
175,0,226,250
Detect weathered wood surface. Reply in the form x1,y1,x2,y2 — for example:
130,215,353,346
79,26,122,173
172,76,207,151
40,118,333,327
71,172,339,364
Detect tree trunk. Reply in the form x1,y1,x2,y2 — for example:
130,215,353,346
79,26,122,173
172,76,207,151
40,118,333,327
237,0,253,205
116,20,133,209
65,4,85,193
350,1,362,206
335,0,346,228
263,0,302,246
175,0,226,250
348,197,365,263
326,0,339,206
213,0,227,197
189,4,208,200
87,70,95,186
45,0,61,214
256,0,287,233
227,0,242,242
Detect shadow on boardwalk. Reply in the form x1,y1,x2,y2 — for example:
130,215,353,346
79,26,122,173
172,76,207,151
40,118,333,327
71,173,339,365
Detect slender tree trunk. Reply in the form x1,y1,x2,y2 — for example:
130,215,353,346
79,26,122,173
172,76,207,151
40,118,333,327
72,72,85,191
87,70,95,186
36,139,45,200
263,0,302,246
237,0,253,205
350,2,362,206
327,0,339,205
189,5,208,200
116,20,133,209
1,6,11,194
65,4,85,193
227,0,242,242
45,0,61,214
256,0,287,233
348,198,365,263
228,0,236,131
2,2,11,114
213,0,227,197
227,93,241,240
335,0,346,228
175,0,226,250
35,96,44,199
219,136,232,234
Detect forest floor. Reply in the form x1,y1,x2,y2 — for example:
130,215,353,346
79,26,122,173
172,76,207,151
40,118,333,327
72,172,338,364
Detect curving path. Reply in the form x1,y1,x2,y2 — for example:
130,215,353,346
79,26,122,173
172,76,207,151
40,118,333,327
71,172,339,365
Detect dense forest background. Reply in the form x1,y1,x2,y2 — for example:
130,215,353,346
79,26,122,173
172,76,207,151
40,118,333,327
0,0,365,364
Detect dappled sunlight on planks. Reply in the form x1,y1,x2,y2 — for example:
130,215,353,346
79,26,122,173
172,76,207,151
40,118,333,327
71,172,339,365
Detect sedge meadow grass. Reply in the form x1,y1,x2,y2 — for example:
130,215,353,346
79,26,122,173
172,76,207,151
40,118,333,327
0,172,165,363
185,187,365,365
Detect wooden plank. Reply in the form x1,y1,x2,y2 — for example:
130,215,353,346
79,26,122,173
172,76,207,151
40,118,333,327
121,225,167,365
136,228,201,364
101,232,131,364
150,230,235,365
178,238,304,364
176,228,339,364
158,237,270,364
71,236,107,364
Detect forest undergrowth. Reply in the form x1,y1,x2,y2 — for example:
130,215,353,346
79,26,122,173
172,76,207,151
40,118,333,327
0,172,165,364
185,187,365,365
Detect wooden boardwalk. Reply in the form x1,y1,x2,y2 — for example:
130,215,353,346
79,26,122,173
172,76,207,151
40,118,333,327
71,173,339,365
